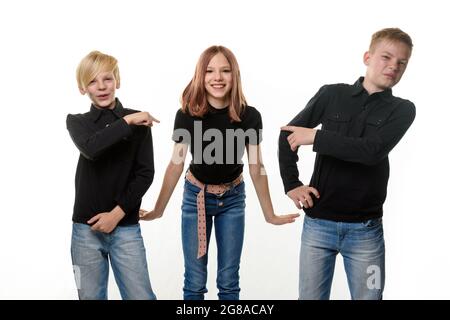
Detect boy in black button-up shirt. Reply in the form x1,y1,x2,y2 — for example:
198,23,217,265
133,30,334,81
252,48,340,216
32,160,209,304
67,51,158,299
279,28,415,299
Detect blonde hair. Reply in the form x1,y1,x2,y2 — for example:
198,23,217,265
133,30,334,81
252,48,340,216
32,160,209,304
76,51,120,90
181,46,247,122
369,28,413,54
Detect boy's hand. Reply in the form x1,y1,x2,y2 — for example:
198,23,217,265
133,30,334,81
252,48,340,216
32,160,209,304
124,112,160,127
139,208,163,221
287,185,320,209
281,126,317,151
88,206,126,233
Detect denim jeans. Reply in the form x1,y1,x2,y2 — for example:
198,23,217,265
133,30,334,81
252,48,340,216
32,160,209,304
71,222,156,300
299,215,385,300
181,179,246,300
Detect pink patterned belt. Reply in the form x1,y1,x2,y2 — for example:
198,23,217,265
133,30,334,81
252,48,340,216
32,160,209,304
185,170,243,259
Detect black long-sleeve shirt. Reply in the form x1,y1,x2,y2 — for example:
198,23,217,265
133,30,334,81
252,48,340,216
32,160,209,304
278,77,415,222
67,98,154,225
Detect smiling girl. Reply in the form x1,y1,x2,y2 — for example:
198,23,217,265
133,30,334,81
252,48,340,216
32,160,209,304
141,46,298,300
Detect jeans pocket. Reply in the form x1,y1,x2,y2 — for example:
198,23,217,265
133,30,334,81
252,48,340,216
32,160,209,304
72,222,91,237
303,215,320,229
362,218,382,228
182,182,199,213
184,179,201,194
233,181,245,195
305,215,320,222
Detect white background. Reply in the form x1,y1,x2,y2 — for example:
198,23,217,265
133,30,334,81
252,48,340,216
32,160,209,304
0,0,448,299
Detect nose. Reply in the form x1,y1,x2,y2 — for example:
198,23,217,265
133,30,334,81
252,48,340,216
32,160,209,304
389,61,399,72
214,71,223,81
97,80,106,90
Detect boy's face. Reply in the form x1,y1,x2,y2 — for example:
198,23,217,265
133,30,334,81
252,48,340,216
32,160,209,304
363,39,411,92
79,71,119,109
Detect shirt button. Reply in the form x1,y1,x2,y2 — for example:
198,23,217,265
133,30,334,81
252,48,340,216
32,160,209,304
218,201,224,207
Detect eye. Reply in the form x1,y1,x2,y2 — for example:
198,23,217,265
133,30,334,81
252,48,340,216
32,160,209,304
382,55,389,60
206,69,213,73
222,69,231,73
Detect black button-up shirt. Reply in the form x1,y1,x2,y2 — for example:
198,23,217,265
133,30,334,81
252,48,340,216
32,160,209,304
278,77,415,222
67,98,154,225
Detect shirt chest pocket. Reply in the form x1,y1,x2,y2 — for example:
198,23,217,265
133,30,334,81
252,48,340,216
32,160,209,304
323,113,351,134
363,115,386,136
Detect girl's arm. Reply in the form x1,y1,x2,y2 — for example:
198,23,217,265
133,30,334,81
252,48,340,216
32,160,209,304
247,144,300,225
140,143,188,220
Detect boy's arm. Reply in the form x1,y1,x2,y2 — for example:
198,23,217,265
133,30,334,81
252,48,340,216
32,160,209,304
278,85,329,194
66,114,132,160
115,127,155,216
313,101,415,165
66,112,158,161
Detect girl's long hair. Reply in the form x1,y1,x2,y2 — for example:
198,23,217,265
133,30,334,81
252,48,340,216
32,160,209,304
181,46,247,122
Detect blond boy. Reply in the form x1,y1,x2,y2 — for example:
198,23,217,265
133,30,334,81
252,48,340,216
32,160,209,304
67,51,158,300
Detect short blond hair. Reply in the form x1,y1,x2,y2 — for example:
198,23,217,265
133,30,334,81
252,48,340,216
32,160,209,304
76,51,120,90
369,28,413,54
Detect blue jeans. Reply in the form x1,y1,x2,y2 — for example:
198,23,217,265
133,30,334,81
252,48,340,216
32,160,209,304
71,223,156,300
299,215,385,300
181,179,246,300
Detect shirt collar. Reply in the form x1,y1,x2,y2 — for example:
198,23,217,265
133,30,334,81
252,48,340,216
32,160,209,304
351,77,393,101
208,103,229,114
87,98,125,122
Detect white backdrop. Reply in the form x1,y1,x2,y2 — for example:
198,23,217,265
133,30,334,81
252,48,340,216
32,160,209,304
0,0,448,299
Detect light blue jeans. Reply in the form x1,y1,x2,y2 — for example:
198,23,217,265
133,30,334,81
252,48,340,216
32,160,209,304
71,223,156,300
181,179,246,300
299,215,385,300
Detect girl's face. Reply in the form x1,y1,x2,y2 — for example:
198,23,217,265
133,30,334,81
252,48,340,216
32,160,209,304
204,52,232,108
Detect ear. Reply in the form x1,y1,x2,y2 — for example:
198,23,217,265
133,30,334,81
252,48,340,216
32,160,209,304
363,51,370,66
116,81,120,90
79,87,86,95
